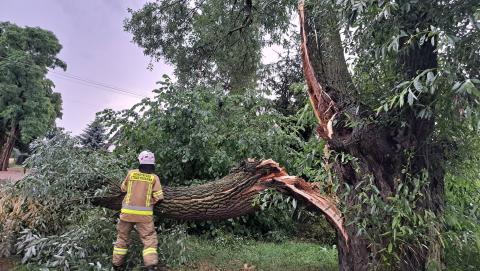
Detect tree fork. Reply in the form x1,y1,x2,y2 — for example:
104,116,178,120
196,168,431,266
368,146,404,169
93,159,348,243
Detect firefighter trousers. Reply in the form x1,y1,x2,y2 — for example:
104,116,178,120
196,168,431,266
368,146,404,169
112,220,159,267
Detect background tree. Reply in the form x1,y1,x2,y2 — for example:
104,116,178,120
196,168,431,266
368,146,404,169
78,119,108,150
0,22,65,171
124,0,297,92
98,76,299,185
259,32,306,116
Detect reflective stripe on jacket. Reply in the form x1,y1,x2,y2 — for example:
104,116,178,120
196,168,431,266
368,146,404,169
120,169,163,222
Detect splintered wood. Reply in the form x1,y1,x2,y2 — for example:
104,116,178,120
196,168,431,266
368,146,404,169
298,1,336,139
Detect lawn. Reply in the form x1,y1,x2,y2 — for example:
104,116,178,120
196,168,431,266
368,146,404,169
175,237,338,271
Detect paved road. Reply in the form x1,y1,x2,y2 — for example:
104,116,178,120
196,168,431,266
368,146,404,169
0,168,25,185
0,257,15,270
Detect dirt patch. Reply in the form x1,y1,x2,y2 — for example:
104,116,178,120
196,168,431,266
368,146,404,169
0,258,15,271
0,167,25,185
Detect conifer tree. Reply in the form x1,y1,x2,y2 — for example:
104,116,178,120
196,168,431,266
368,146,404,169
79,120,107,150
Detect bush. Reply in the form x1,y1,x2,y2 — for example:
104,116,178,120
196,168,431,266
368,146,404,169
443,138,480,271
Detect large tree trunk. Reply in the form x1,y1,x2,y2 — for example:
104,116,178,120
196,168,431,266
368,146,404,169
93,159,348,243
299,1,444,270
0,124,18,171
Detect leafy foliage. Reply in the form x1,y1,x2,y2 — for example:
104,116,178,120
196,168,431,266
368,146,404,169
98,76,299,186
124,0,297,91
443,137,480,271
343,171,439,270
0,22,65,143
0,132,124,257
337,0,480,125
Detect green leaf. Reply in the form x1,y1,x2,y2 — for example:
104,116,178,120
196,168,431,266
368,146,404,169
458,80,476,95
413,77,424,92
472,89,480,98
396,81,411,90
399,91,406,107
426,71,435,85
452,81,462,91
407,90,416,106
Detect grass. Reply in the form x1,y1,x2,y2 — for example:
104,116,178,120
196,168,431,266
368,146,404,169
174,236,338,271
10,233,480,270
9,235,338,271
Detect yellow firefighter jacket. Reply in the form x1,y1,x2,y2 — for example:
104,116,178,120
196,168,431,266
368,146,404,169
120,169,164,223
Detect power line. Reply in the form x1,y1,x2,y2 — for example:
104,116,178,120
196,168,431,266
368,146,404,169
49,73,146,99
2,58,151,99
49,70,148,99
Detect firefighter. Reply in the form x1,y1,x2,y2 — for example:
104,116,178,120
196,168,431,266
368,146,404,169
112,150,164,271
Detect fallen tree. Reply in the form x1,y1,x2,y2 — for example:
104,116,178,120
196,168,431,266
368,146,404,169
93,159,348,243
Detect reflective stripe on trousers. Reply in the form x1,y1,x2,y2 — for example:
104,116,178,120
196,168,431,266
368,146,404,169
143,247,157,256
113,247,128,255
121,204,153,216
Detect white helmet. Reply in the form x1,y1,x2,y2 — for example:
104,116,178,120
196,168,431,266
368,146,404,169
138,150,155,165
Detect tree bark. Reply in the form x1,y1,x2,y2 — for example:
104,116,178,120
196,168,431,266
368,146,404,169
299,1,444,270
0,124,18,171
93,159,348,243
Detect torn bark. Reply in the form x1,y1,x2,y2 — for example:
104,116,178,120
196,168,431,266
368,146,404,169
298,3,336,139
93,159,348,243
299,1,359,140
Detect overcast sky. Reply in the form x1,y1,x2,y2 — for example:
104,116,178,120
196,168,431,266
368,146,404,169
0,0,173,135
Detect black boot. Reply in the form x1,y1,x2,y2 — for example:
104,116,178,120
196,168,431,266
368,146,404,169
113,265,125,271
145,265,159,271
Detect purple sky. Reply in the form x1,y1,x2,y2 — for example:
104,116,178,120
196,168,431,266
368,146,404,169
0,0,173,135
